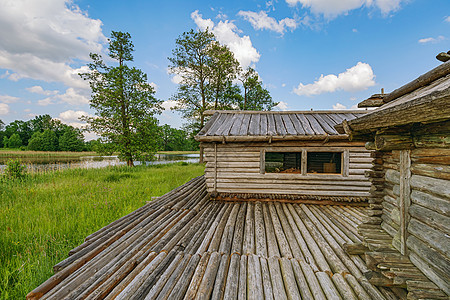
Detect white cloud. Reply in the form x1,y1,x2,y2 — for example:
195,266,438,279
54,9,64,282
161,100,178,110
237,11,298,34
293,62,376,96
352,28,358,33
26,85,58,96
445,16,450,23
149,82,158,93
37,88,89,106
0,0,105,89
333,103,361,110
285,0,404,18
332,102,347,110
281,83,286,87
191,10,260,69
0,103,9,115
0,94,19,103
58,110,89,122
37,97,55,106
56,88,90,105
275,101,289,111
418,36,445,44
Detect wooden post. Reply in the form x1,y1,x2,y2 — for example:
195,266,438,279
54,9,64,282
214,143,218,194
260,149,265,174
301,149,307,175
199,144,204,164
398,150,411,255
343,149,349,177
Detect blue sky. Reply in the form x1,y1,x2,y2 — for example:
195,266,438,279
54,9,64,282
0,0,448,138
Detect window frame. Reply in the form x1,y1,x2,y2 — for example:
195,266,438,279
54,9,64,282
261,148,349,177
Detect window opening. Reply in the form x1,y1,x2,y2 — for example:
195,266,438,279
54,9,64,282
265,152,301,173
307,152,342,174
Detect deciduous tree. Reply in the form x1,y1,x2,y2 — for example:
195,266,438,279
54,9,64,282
80,31,162,166
240,67,278,110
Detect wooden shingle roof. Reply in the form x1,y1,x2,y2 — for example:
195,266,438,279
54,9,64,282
196,110,367,142
28,176,404,299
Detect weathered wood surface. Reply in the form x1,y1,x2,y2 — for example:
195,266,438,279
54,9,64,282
196,111,366,140
28,176,412,299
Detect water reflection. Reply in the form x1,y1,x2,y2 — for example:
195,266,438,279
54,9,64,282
0,154,200,173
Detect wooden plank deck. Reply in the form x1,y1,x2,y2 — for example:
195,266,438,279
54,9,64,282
28,176,404,299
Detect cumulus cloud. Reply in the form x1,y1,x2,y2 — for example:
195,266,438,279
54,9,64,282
191,10,260,69
237,11,298,34
161,100,178,110
275,101,289,111
418,36,445,44
37,88,90,106
26,85,59,96
59,110,89,122
0,94,19,103
332,103,347,110
293,62,376,96
285,0,405,18
333,102,360,110
0,0,105,89
0,103,9,115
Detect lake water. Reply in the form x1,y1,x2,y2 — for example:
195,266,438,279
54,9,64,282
0,153,200,173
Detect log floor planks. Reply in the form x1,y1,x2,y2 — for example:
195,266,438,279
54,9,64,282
29,176,406,299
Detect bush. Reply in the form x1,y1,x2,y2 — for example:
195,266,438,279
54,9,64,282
3,159,27,180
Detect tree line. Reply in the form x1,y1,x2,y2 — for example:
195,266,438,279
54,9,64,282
0,115,196,152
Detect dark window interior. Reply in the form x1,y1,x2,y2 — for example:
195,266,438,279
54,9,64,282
307,152,342,174
265,152,301,173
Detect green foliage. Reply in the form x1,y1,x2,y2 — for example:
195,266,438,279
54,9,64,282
3,159,27,180
0,163,205,298
158,124,197,151
240,67,278,110
41,130,59,151
2,136,9,148
7,133,22,148
80,31,162,166
169,29,276,133
59,127,85,152
27,132,43,151
169,29,216,129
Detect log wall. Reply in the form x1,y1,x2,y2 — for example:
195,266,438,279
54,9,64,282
202,141,373,201
379,148,450,295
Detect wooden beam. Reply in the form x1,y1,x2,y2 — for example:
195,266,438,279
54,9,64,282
195,134,350,142
347,90,450,133
398,150,411,255
383,60,450,103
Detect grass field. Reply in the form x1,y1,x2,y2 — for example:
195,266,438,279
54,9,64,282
0,163,205,299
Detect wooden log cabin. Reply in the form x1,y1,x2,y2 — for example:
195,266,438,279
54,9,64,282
336,58,450,298
196,110,374,203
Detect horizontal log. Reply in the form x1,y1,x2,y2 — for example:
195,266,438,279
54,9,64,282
409,252,450,295
410,190,450,216
409,204,450,233
204,144,368,151
205,171,368,181
408,218,449,258
197,134,351,142
206,182,370,192
374,134,414,151
410,174,450,198
411,163,450,180
206,178,371,187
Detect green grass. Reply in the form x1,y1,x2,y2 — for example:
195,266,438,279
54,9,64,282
0,149,100,159
0,163,205,299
